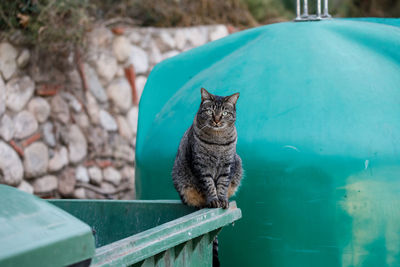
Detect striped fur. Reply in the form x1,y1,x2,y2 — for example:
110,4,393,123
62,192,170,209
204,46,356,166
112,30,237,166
172,87,243,209
213,237,220,267
172,88,242,266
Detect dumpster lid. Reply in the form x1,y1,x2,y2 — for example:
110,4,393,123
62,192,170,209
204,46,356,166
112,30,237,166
0,185,95,267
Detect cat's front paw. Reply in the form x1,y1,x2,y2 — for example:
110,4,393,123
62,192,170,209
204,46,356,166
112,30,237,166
207,198,220,208
219,198,229,209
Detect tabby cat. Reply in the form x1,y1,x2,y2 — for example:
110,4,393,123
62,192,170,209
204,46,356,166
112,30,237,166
172,88,243,266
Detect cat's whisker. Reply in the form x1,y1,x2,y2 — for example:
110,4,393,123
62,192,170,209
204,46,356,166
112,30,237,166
200,124,209,131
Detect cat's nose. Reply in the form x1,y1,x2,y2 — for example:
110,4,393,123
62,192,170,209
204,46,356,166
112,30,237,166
214,115,221,123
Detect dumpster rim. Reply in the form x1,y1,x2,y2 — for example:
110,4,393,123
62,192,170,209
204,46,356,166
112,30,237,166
91,201,241,266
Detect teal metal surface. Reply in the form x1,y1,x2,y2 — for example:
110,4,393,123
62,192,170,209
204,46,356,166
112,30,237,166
135,18,400,266
51,200,241,266
50,200,196,248
0,185,95,267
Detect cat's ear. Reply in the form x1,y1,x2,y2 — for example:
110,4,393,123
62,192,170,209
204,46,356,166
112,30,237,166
225,92,240,105
201,88,214,102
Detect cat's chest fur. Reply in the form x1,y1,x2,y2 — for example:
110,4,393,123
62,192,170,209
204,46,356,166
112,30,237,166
193,139,235,162
190,128,236,179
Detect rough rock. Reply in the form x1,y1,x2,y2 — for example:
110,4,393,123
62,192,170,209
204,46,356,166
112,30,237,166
100,110,118,131
13,110,38,139
113,36,131,62
28,97,51,123
18,180,34,194
127,106,138,135
0,141,23,186
121,166,135,181
88,166,103,185
73,113,90,129
85,63,107,103
33,175,58,194
17,49,30,68
103,167,122,186
156,31,176,52
87,127,111,157
61,92,82,112
86,92,100,124
48,146,68,172
73,188,87,199
138,31,152,49
5,76,35,112
24,142,48,178
0,114,14,141
129,31,142,44
116,115,133,140
67,69,82,91
135,76,147,101
0,42,18,80
42,122,56,147
57,124,70,146
131,137,136,148
76,165,90,183
100,182,116,194
174,29,187,50
96,53,118,83
58,168,76,196
88,27,113,48
113,144,135,163
116,67,124,77
51,95,70,124
162,50,180,61
106,78,132,112
210,25,229,41
148,41,163,66
0,76,5,117
187,27,208,46
84,188,105,199
130,45,149,74
68,124,87,164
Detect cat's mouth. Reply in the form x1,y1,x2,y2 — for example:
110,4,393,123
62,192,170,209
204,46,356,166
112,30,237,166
210,124,225,130
211,121,223,127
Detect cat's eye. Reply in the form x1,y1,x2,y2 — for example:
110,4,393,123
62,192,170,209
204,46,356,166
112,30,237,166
206,110,212,115
222,111,228,116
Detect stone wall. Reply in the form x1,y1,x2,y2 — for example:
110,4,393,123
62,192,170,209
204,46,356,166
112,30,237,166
0,25,229,199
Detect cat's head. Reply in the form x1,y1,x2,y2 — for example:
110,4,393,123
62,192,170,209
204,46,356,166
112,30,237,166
196,88,239,131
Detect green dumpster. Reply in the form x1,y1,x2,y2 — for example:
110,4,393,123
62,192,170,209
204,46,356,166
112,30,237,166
50,199,241,267
0,185,95,267
135,18,400,266
0,185,241,266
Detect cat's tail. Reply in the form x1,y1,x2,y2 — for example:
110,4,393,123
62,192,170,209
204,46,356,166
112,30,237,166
213,237,220,267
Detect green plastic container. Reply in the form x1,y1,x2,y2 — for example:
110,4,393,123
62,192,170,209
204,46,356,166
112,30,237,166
0,184,241,266
135,18,400,266
0,185,95,267
50,200,241,266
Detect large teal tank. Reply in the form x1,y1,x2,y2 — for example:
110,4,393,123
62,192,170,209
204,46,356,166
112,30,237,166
135,19,400,266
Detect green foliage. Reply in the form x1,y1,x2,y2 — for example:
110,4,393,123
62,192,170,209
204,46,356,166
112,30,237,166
88,0,257,27
0,0,90,51
0,0,257,50
0,0,398,51
240,0,294,23
241,0,400,21
331,0,400,18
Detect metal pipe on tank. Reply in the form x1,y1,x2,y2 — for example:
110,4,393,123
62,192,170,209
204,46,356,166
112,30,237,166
302,0,309,17
316,0,321,18
323,0,331,18
296,0,301,20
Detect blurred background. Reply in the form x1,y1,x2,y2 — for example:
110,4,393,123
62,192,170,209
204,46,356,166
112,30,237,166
0,0,398,200
1,0,400,50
